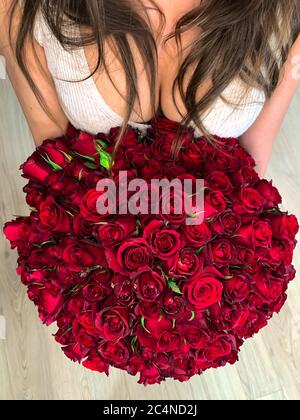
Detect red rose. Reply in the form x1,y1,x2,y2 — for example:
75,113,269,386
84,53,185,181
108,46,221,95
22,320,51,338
224,276,250,303
105,238,152,273
236,221,272,248
233,166,260,186
134,267,165,301
206,171,233,194
183,222,212,248
255,180,282,208
181,140,207,168
183,267,224,310
97,218,136,246
135,300,161,320
80,189,110,222
143,220,182,260
204,335,237,362
269,214,299,242
234,187,263,214
163,291,184,319
62,240,106,272
95,306,131,341
39,196,71,233
70,131,99,158
157,330,182,352
138,365,162,386
204,190,227,219
83,277,108,302
140,159,163,181
3,217,30,251
39,139,72,169
113,275,135,305
98,340,130,367
27,285,63,326
166,248,203,278
211,210,241,236
206,240,235,266
177,325,210,350
82,351,109,375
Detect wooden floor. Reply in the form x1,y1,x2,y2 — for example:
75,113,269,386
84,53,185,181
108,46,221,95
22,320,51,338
0,78,300,401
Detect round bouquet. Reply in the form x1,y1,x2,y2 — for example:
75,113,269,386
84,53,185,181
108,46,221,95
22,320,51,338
4,117,299,385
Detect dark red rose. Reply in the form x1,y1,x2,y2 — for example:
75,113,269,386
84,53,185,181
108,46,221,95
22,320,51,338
211,210,241,236
138,366,161,386
183,267,224,310
113,275,135,305
233,166,260,186
181,140,207,168
163,291,184,318
134,267,165,301
157,330,182,352
27,285,63,326
159,188,187,226
143,220,182,260
39,196,71,233
204,190,227,220
82,351,109,375
183,222,212,248
62,240,106,272
105,238,152,273
206,171,233,194
177,325,210,350
269,214,299,242
135,300,161,320
83,276,108,302
140,159,163,180
204,335,237,362
70,131,99,158
98,340,130,367
224,276,250,303
95,306,131,341
255,180,282,208
24,181,45,207
97,218,136,246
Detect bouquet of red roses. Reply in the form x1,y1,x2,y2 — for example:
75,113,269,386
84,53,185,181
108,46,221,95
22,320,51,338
4,117,299,385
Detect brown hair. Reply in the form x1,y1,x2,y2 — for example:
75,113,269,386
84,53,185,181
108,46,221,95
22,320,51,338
8,0,300,153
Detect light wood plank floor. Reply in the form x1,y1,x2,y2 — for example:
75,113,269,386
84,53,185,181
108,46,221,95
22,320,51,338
0,79,300,400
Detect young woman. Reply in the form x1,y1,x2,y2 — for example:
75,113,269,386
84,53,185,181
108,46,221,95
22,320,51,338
1,0,300,178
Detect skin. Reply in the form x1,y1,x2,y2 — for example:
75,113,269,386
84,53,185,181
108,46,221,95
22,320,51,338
1,0,300,178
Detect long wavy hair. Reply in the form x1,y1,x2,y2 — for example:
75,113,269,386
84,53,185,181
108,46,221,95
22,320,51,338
8,0,300,153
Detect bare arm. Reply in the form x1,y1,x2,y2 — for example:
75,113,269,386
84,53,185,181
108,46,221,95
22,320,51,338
0,0,68,145
240,34,300,178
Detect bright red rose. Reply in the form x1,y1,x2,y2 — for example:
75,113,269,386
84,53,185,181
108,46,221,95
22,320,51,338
21,154,52,182
183,222,212,248
3,217,31,251
255,180,282,208
95,306,131,341
39,139,71,169
224,276,250,303
183,267,224,310
211,210,241,236
82,351,110,375
234,187,264,215
206,171,233,194
204,190,227,219
206,239,235,266
166,248,203,278
105,238,152,273
135,300,161,320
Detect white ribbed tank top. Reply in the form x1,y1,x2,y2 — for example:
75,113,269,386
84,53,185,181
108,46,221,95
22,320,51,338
33,9,266,138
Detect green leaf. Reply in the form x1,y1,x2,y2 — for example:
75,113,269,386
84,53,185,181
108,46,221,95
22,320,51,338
141,317,151,334
99,149,113,170
41,153,63,171
131,336,138,352
168,281,182,295
84,161,98,170
224,275,233,280
189,311,196,322
95,139,109,150
60,151,73,162
74,151,96,162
